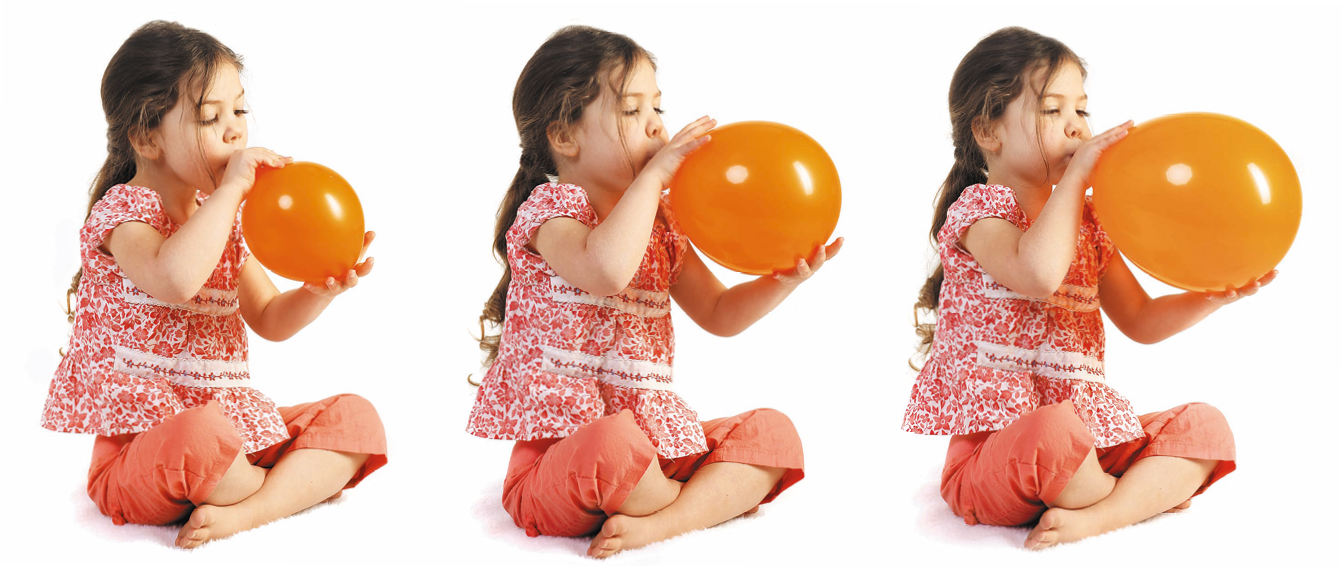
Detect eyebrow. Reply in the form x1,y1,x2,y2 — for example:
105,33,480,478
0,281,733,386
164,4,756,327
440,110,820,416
1042,93,1087,101
202,89,246,106
622,91,662,99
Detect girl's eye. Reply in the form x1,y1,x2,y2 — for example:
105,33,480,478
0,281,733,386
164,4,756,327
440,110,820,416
200,117,219,126
1042,109,1060,115
1076,110,1090,118
623,109,639,116
235,109,249,117
653,107,664,115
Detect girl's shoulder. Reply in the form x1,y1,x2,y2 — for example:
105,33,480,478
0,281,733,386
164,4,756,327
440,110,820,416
937,183,1024,245
508,182,598,245
81,184,167,247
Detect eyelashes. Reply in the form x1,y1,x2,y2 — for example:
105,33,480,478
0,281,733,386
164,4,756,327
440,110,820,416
200,109,249,126
1042,109,1089,118
622,108,666,116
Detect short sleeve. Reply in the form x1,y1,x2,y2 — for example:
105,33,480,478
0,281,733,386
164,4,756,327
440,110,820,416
658,193,691,286
81,185,163,253
937,184,1022,255
505,183,597,253
1086,197,1118,279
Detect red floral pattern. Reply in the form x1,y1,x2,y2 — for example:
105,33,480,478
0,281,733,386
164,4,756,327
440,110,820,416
41,184,287,453
466,183,707,458
902,184,1144,447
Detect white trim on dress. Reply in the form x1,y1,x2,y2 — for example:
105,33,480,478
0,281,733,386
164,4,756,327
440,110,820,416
980,273,1100,312
548,275,671,318
539,345,676,392
113,346,252,388
974,341,1106,383
120,276,240,316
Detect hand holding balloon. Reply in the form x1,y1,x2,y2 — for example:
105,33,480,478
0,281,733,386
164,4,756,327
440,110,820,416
773,237,845,287
1203,269,1278,306
301,230,376,297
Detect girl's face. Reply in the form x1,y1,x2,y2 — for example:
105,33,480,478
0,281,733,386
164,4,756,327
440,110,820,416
990,61,1090,187
568,57,667,191
149,63,248,194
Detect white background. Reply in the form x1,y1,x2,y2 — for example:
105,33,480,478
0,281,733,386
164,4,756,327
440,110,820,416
2,1,1338,567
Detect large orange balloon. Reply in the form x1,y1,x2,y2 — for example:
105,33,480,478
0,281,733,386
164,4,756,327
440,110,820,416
1092,113,1300,292
669,121,841,275
242,161,364,283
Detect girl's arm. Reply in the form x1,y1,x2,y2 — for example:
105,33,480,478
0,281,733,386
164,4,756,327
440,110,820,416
103,148,290,304
963,122,1132,298
238,232,375,342
1099,253,1276,344
671,238,843,337
533,117,715,297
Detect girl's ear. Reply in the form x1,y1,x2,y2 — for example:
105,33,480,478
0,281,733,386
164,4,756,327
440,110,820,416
547,121,579,160
971,116,1001,154
128,127,162,161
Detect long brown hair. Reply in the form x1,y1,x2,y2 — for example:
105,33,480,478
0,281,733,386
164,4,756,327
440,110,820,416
65,21,242,322
911,27,1084,367
474,26,654,375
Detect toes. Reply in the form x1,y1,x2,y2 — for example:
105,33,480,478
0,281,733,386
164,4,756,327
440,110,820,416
1025,529,1056,550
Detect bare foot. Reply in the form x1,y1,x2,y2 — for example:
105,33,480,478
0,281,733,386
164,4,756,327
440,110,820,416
588,514,665,559
1165,499,1191,513
1024,507,1100,550
175,505,253,549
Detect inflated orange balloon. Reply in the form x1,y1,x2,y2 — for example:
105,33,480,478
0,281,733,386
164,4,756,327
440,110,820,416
669,121,841,275
242,161,364,283
1092,113,1300,292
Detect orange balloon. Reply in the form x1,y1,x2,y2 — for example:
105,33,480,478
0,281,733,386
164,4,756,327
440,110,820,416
669,121,841,275
242,161,365,283
1092,113,1300,292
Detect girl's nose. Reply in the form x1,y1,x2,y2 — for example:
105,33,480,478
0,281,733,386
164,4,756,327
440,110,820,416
647,113,663,139
223,113,245,143
1065,113,1084,139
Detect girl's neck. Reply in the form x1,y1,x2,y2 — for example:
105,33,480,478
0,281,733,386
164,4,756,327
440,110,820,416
126,163,201,225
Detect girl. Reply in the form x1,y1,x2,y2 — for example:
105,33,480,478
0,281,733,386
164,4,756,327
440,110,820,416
466,26,843,559
903,27,1274,549
41,21,387,549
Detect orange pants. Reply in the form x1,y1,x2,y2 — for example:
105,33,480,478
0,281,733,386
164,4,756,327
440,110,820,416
941,400,1236,527
87,394,388,526
503,408,805,537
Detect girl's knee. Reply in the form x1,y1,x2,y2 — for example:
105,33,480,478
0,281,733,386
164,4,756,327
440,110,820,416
1009,402,1090,454
742,408,801,445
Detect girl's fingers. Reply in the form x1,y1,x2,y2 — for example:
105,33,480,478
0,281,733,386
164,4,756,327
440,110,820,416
356,257,375,277
1258,269,1279,287
825,237,845,259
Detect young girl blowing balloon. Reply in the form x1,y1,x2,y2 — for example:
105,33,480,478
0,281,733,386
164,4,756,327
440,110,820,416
41,21,387,548
466,26,843,558
903,27,1276,549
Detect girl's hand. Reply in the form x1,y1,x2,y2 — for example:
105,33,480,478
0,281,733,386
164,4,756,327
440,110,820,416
1060,120,1133,190
640,116,716,189
773,237,844,287
301,231,376,297
220,147,293,194
1205,269,1277,306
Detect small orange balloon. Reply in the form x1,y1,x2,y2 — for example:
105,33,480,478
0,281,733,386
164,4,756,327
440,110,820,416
1092,113,1300,292
669,121,841,275
242,161,364,283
